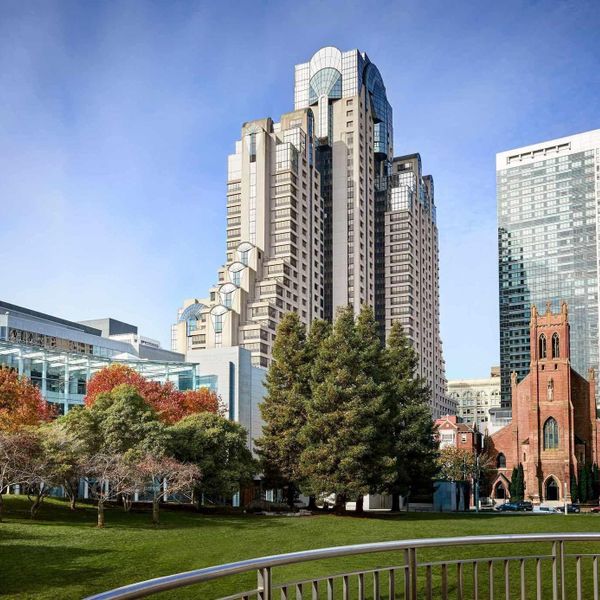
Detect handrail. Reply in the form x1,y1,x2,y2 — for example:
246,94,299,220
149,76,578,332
84,533,600,600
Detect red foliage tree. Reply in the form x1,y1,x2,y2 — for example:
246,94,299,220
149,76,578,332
84,364,147,407
85,364,220,424
0,367,54,432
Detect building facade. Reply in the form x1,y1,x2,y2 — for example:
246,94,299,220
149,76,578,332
497,129,600,406
489,303,599,504
448,367,502,434
174,46,450,417
435,415,479,452
0,301,262,443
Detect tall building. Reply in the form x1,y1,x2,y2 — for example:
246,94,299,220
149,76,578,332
497,129,600,406
174,46,449,416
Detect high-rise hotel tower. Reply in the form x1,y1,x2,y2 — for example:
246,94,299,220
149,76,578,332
497,129,600,407
173,47,451,417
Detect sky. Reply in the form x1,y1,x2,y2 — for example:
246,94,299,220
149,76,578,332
1,0,599,379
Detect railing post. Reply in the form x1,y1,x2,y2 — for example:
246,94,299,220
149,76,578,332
552,541,559,600
257,566,272,600
407,547,417,600
559,541,565,600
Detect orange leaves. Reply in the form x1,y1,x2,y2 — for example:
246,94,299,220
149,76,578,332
85,364,220,424
0,367,55,432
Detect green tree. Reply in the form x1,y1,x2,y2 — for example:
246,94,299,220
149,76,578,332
168,412,256,503
354,306,395,513
255,313,309,506
579,464,593,503
299,306,389,512
509,464,524,501
571,472,579,503
382,321,437,511
62,384,167,458
436,447,476,482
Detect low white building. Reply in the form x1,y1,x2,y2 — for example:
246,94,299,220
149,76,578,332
447,367,502,435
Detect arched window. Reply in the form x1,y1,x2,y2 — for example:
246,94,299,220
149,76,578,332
552,333,560,358
539,334,547,359
543,417,559,450
496,453,506,468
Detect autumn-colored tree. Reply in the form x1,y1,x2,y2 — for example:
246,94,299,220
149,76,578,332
135,454,200,525
84,364,147,407
0,367,54,432
84,365,219,424
153,387,221,425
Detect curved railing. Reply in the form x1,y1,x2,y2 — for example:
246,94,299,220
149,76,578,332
85,533,600,600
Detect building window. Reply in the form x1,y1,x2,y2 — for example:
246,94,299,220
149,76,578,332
552,333,560,358
539,333,547,359
496,453,506,469
543,417,559,450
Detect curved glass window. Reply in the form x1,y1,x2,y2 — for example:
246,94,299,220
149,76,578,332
552,333,560,358
539,334,547,359
543,417,559,450
308,68,342,105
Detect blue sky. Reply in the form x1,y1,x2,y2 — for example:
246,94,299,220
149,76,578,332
1,0,599,378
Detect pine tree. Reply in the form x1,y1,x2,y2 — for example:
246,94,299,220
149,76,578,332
353,306,395,513
579,464,593,503
382,321,437,511
256,313,309,506
299,306,388,512
570,472,579,503
516,463,525,501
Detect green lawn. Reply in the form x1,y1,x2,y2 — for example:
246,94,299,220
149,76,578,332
2,496,600,599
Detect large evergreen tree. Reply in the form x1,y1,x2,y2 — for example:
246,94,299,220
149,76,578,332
255,313,309,506
382,321,437,511
299,306,388,511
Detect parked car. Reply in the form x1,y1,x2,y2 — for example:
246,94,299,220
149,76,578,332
556,504,580,513
590,506,600,513
515,501,533,512
496,502,519,511
533,505,560,514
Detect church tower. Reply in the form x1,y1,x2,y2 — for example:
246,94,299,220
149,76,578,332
490,301,597,505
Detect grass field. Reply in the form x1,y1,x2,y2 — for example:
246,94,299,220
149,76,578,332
2,496,600,599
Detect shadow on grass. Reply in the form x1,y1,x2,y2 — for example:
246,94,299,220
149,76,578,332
0,543,112,597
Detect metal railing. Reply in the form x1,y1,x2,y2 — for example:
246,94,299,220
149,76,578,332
85,533,600,600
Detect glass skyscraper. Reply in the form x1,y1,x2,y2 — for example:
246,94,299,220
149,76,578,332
497,129,600,406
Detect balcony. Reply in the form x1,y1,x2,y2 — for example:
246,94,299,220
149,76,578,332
86,533,600,599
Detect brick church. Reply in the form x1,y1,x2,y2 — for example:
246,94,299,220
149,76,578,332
489,302,598,504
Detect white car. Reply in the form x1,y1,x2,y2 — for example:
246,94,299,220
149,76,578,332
533,505,560,514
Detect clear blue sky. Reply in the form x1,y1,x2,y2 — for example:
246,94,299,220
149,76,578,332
1,0,599,379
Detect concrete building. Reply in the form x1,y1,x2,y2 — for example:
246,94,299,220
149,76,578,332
489,302,599,504
448,367,502,434
174,46,449,417
497,129,600,406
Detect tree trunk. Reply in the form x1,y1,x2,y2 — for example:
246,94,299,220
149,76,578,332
307,495,317,510
152,498,160,525
97,500,105,528
0,492,3,523
30,495,43,519
355,496,364,514
334,494,346,515
286,484,296,509
391,492,401,512
69,494,76,511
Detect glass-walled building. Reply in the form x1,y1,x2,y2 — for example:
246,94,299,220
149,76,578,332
497,129,600,406
0,339,197,415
